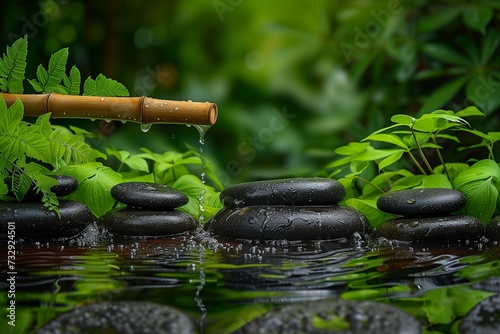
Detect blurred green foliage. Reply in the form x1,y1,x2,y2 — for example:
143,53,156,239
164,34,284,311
1,0,500,185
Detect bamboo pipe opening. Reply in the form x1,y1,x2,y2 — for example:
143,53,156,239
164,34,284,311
0,93,218,126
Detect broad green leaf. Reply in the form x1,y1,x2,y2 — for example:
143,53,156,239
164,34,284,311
433,163,470,181
334,142,370,155
463,4,493,33
106,146,130,162
345,198,392,228
123,156,149,173
83,73,129,97
378,151,404,171
391,175,426,190
455,177,497,225
363,134,407,149
357,148,404,162
453,159,500,186
417,76,468,116
390,114,414,125
362,169,414,199
454,106,484,117
0,35,27,93
413,117,435,132
416,174,452,189
173,174,222,221
421,43,471,66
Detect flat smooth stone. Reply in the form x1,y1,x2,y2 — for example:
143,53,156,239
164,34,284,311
373,215,484,242
234,299,421,334
36,301,194,334
486,215,500,240
377,188,466,217
205,205,369,241
111,182,188,209
0,200,92,241
459,294,500,334
220,178,345,208
100,209,197,236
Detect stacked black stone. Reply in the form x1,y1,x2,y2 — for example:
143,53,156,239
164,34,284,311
100,182,197,237
373,188,484,242
486,215,500,241
205,178,370,241
0,175,93,241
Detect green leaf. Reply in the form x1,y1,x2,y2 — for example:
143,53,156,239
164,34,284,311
345,198,392,228
454,106,485,118
456,177,497,225
390,114,414,125
378,151,404,171
47,128,106,166
29,48,69,93
421,43,471,66
416,174,453,189
62,66,81,95
83,73,129,97
463,4,494,33
363,134,408,149
453,159,500,186
173,174,222,221
417,6,463,33
417,76,468,116
481,29,500,64
334,142,370,156
0,35,28,93
56,162,123,217
357,148,404,162
413,117,435,132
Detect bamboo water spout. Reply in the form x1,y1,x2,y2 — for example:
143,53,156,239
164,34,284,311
0,93,218,125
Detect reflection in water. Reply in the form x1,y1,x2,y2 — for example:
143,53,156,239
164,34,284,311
1,226,499,333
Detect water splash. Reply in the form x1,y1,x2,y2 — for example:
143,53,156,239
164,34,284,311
141,123,152,132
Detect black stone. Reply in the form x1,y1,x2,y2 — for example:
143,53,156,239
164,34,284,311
234,299,421,334
36,301,194,334
220,178,345,208
7,175,79,199
100,209,197,236
373,215,484,242
459,294,500,334
377,188,466,217
205,205,369,241
0,200,92,241
486,215,500,241
111,182,188,209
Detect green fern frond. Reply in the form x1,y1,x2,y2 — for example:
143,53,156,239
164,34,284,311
0,35,27,94
48,128,106,166
11,161,32,200
62,66,81,95
29,48,69,93
83,73,129,97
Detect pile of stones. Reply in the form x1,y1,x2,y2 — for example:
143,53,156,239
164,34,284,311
99,182,197,237
373,188,485,242
0,175,92,241
205,178,370,240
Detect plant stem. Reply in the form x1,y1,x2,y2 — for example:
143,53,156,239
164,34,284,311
355,176,386,194
432,135,450,180
407,150,427,175
410,126,433,174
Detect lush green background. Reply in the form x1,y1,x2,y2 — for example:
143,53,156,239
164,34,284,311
2,0,499,186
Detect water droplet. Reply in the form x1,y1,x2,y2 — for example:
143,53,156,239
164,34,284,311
100,97,104,101
145,104,150,108
90,118,96,122
174,106,179,111
104,119,111,123
141,123,152,132
406,199,416,204
121,120,127,124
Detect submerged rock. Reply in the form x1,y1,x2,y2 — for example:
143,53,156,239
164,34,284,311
234,299,421,334
100,209,197,237
459,294,500,334
111,182,189,209
205,205,369,241
220,178,345,208
0,200,92,241
36,301,194,334
373,215,484,242
377,188,466,217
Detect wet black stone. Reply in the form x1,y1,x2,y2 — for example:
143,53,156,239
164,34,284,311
373,215,484,242
0,200,92,241
377,188,466,217
220,178,345,208
234,299,421,334
205,205,369,241
7,175,79,199
36,301,194,334
111,182,188,209
459,294,500,334
486,215,500,241
100,209,197,237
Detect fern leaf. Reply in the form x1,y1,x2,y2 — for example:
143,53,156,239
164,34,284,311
48,129,106,165
11,162,32,200
29,48,69,93
0,36,28,93
83,73,129,97
67,66,81,95
0,97,23,133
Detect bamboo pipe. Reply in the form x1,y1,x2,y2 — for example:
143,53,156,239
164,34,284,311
0,93,218,125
